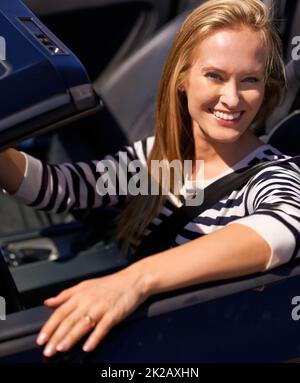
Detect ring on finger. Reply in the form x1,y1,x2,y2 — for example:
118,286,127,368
83,314,96,328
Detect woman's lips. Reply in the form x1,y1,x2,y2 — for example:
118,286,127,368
209,109,244,126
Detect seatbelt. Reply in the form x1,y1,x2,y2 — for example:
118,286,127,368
133,155,300,260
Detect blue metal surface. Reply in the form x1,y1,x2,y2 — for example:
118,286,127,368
1,271,300,363
0,0,97,135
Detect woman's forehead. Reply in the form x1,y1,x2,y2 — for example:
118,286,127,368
190,26,267,73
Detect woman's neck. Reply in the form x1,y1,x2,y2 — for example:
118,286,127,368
192,131,265,180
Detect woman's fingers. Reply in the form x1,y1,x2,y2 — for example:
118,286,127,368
84,292,142,353
36,298,77,347
44,285,80,306
41,304,123,356
83,304,130,352
44,313,98,357
55,313,102,354
42,310,83,356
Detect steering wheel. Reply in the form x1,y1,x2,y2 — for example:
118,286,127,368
0,247,24,314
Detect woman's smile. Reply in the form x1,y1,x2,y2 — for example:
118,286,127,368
208,108,245,127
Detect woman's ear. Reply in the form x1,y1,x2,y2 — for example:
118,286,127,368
177,76,187,93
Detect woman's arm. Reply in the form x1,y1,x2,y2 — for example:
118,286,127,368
1,136,154,214
130,222,271,296
37,222,271,356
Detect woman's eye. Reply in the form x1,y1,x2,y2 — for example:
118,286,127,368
204,73,260,83
205,72,222,81
243,77,259,83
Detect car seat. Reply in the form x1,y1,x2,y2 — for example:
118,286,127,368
261,59,300,155
264,59,300,136
94,10,190,144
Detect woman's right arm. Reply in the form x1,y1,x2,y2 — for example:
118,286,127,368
0,136,154,214
0,148,26,194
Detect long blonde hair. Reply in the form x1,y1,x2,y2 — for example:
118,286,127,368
114,0,286,254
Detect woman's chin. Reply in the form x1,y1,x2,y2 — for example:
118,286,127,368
194,121,246,144
209,130,243,144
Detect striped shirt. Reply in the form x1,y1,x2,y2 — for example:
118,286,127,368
11,135,300,270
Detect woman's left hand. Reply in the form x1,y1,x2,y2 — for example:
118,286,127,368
36,267,149,357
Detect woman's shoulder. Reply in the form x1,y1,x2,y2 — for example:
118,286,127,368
246,144,300,186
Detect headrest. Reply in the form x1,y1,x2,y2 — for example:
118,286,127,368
266,110,300,156
264,60,300,135
294,58,300,81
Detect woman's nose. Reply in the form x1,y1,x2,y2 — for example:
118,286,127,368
219,82,240,109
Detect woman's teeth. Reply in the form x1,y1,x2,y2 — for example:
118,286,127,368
212,110,242,121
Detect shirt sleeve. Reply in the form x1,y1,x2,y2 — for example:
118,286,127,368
7,136,155,214
228,164,300,269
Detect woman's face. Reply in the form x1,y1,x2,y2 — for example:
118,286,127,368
182,26,267,144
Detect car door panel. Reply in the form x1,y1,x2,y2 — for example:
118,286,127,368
2,261,300,362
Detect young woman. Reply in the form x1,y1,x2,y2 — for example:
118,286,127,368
0,0,299,357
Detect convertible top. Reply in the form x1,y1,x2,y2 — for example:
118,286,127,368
0,0,101,149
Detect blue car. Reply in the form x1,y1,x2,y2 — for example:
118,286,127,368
0,0,300,363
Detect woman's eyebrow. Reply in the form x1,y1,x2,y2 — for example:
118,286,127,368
200,66,264,76
200,66,226,74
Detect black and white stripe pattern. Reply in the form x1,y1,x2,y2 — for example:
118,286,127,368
12,135,300,269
